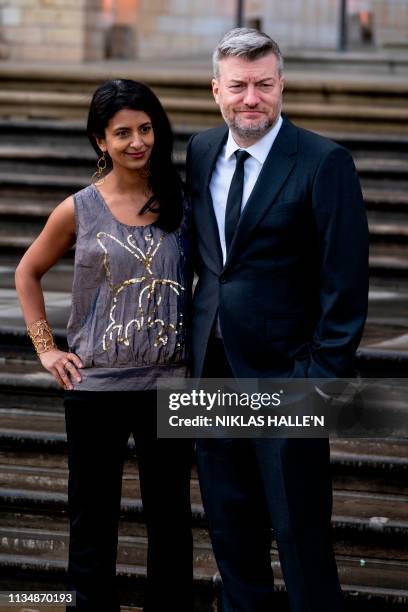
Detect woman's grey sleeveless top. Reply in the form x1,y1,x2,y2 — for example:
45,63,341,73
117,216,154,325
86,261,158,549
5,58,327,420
67,184,189,391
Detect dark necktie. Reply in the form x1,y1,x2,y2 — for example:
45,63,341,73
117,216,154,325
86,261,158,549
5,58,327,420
225,149,250,253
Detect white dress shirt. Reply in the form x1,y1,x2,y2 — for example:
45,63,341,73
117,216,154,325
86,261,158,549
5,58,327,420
210,114,283,265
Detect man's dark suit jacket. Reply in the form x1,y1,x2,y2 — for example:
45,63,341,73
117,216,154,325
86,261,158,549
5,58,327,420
186,116,369,379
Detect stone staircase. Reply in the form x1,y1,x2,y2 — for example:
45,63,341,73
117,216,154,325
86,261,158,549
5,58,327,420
0,353,407,611
0,67,407,610
1,63,408,134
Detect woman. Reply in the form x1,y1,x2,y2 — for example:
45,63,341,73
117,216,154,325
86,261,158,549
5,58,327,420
15,79,193,611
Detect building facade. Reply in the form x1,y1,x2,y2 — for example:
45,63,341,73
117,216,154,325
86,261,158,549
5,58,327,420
0,0,407,63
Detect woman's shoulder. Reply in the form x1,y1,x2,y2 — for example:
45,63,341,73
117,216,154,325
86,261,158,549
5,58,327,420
72,184,96,204
71,184,103,215
70,184,102,231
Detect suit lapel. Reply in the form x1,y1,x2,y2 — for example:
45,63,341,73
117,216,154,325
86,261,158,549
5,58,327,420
223,118,298,271
194,127,228,273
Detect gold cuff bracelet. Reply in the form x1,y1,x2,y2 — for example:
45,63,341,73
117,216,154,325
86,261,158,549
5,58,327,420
27,318,57,355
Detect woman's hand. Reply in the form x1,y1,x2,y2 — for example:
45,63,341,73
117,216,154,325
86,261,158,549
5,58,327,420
39,349,83,390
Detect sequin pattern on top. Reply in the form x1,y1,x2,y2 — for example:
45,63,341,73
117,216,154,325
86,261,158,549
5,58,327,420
97,229,184,350
67,185,189,370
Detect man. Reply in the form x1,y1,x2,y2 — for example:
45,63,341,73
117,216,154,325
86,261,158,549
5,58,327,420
186,28,369,611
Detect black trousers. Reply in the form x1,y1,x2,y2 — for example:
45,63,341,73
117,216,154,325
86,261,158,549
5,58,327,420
64,391,194,612
197,338,344,612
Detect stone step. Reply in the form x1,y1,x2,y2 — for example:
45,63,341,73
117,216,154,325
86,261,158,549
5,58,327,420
0,249,404,301
1,183,406,213
0,171,85,191
3,118,408,158
0,90,90,121
0,380,407,607
2,435,407,501
2,60,408,94
1,140,406,164
357,158,408,183
0,178,407,214
362,176,408,195
2,262,408,363
0,144,95,163
356,348,408,377
1,398,407,490
1,448,408,542
0,371,65,451
0,146,94,181
1,311,408,376
2,233,407,281
369,245,408,277
0,122,74,143
0,143,407,182
1,177,407,249
0,184,408,278
368,212,408,244
282,51,408,77
0,138,77,165
0,222,49,241
0,235,74,257
12,219,408,251
0,236,35,250
0,522,218,611
0,518,407,609
1,87,408,133
327,132,408,155
363,188,408,217
0,157,94,180
4,195,405,231
1,359,408,411
0,199,56,218
0,260,73,296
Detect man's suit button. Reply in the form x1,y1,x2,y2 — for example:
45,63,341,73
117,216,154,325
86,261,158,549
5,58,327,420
220,276,228,283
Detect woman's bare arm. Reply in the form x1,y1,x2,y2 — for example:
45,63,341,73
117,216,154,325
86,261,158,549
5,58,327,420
15,196,83,389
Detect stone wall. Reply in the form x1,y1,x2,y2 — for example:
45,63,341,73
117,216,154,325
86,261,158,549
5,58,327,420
261,0,338,49
0,0,105,63
135,0,401,58
374,0,408,48
137,0,341,53
84,0,108,62
0,0,407,64
105,0,139,59
136,0,236,59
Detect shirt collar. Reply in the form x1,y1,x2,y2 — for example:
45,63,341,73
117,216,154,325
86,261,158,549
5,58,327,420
225,114,283,164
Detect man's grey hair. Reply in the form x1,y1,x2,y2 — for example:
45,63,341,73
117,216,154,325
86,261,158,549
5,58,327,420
213,27,284,79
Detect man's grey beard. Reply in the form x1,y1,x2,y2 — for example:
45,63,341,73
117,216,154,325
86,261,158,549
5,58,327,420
224,115,274,142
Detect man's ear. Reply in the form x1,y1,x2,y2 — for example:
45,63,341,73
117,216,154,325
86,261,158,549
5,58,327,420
212,78,220,105
280,76,285,93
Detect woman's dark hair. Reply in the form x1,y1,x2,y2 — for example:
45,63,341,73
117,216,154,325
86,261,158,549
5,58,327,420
87,79,183,232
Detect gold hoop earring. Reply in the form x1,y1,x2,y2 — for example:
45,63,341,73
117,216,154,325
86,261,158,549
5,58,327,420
92,152,107,185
